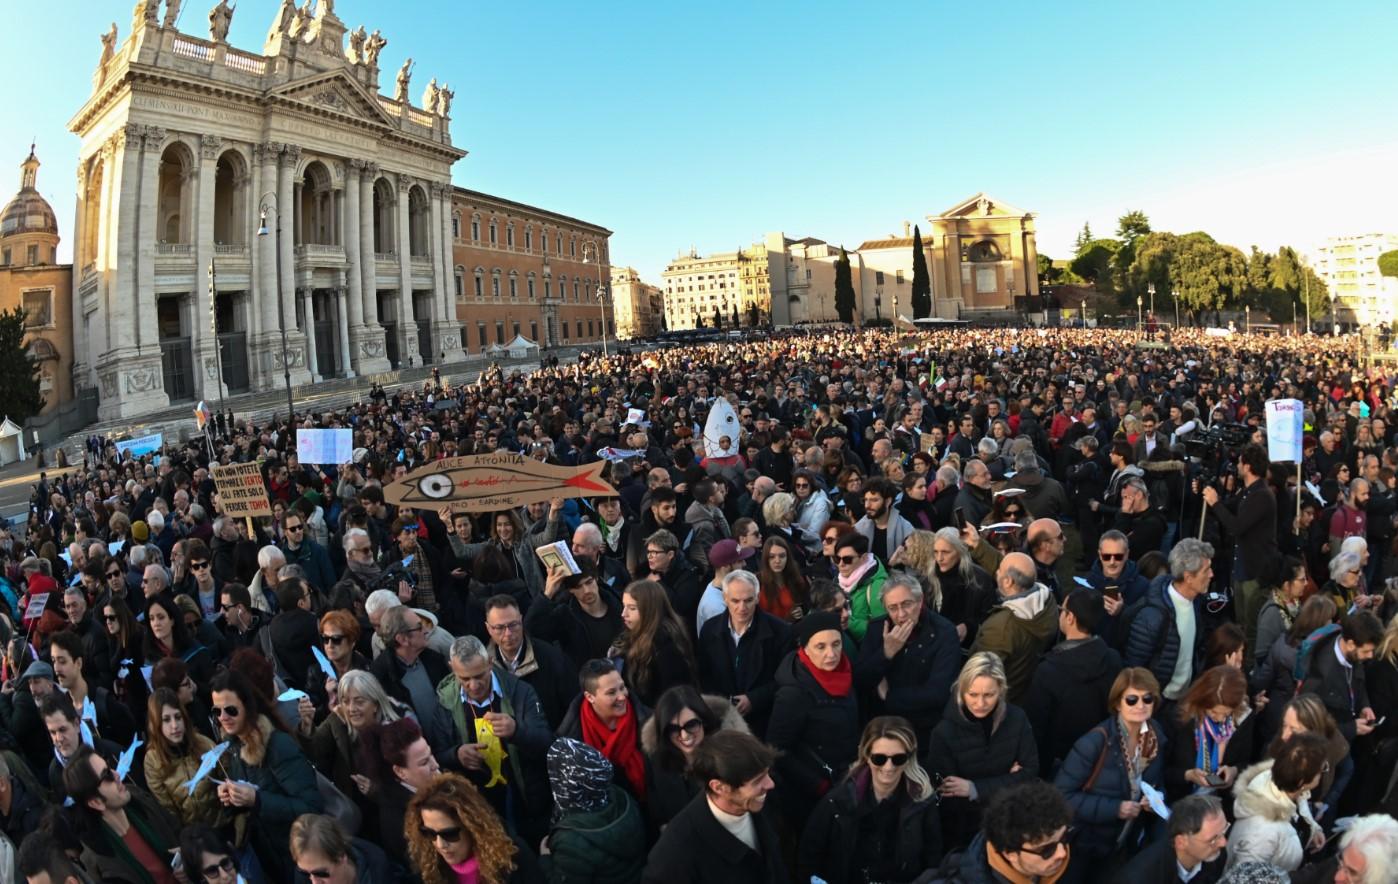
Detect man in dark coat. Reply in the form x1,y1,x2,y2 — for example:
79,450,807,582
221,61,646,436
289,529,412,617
643,730,787,884
370,605,456,752
525,568,625,670
697,570,791,739
1123,540,1212,706
267,577,320,690
1111,794,1227,884
854,572,961,750
1022,586,1122,774
482,594,578,730
1299,610,1383,742
642,529,704,629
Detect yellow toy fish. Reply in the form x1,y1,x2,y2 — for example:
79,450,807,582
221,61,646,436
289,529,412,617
474,717,508,787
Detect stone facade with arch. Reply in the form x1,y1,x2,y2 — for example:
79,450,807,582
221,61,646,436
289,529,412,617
68,1,466,419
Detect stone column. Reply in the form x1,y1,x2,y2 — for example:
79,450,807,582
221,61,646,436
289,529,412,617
395,173,420,365
302,287,320,380
432,181,465,363
135,127,165,353
71,166,89,389
354,162,390,373
277,144,312,386
254,142,281,389
194,134,222,401
335,281,352,378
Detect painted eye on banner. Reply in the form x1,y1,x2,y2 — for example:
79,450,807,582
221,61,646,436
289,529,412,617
418,474,454,499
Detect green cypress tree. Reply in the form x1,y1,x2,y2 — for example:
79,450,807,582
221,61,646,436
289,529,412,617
0,306,44,423
910,225,931,319
834,247,856,324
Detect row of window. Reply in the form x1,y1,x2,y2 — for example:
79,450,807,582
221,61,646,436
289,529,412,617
453,267,601,304
0,244,47,267
472,317,611,346
874,270,906,285
450,215,606,262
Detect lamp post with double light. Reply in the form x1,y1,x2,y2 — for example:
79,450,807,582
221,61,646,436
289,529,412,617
256,194,295,426
1136,295,1143,335
581,242,609,357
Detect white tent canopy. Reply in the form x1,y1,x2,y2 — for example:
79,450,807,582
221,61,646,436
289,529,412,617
506,334,539,359
0,417,26,467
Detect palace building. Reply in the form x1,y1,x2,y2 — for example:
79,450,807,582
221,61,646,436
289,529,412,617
68,0,609,420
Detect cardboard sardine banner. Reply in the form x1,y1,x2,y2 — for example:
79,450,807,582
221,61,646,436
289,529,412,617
384,453,618,513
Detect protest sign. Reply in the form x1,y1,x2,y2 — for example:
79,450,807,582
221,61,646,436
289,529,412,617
115,433,162,458
296,428,353,465
24,593,49,620
384,453,617,513
1264,398,1304,463
212,462,273,518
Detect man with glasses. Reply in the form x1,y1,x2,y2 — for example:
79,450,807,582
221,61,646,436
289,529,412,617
853,572,960,749
435,634,552,846
60,745,181,884
641,529,703,631
479,595,576,730
948,780,1074,884
278,509,335,596
218,582,268,651
371,605,455,751
1083,530,1150,642
180,540,222,623
1116,793,1227,884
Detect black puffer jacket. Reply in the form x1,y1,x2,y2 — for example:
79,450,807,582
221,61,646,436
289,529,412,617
1022,636,1123,772
797,767,943,884
924,695,1038,850
766,650,861,802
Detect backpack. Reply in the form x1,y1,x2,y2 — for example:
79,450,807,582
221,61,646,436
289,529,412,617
1292,623,1342,683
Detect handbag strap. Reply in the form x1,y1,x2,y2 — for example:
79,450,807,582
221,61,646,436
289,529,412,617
1082,727,1111,793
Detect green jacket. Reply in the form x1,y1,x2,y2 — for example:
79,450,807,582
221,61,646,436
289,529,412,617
435,666,553,811
544,785,647,884
846,558,889,644
970,584,1060,703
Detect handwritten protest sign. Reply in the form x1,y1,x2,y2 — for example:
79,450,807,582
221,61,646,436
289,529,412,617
212,463,272,519
296,428,353,465
24,593,50,620
115,433,162,458
385,453,618,513
1265,398,1304,463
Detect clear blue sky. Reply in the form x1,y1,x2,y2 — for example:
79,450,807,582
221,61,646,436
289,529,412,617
5,1,1397,278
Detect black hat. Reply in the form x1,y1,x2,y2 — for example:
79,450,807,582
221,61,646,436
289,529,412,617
794,610,843,648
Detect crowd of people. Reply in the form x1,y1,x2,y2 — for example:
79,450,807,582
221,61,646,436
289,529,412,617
3,325,1398,884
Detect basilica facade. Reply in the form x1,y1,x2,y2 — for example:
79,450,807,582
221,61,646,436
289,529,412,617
70,1,480,419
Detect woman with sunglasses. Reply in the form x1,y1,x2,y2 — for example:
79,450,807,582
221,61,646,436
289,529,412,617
142,593,216,699
926,651,1038,851
798,715,943,884
641,683,748,827
210,668,325,880
404,772,543,884
290,812,404,884
817,519,852,580
99,594,150,716
757,536,810,622
767,610,861,824
179,824,255,884
791,468,834,554
831,468,866,523
1053,668,1167,877
143,686,222,827
1227,732,1329,873
1165,665,1258,803
306,610,371,713
1321,550,1364,613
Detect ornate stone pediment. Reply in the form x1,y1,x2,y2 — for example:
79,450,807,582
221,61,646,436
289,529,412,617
270,71,396,127
932,192,1032,221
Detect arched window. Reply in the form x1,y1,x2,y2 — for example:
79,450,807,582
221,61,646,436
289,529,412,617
527,273,536,301
506,223,514,248
524,227,533,252
454,265,465,300
489,220,497,245
471,215,480,241
967,240,1003,262
451,214,461,240
474,267,484,300
509,271,518,300
491,269,501,299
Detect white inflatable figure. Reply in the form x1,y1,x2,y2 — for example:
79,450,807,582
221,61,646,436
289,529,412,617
703,399,741,460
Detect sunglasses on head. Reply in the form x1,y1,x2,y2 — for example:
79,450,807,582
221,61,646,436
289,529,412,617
419,824,464,843
869,752,909,768
664,718,704,738
1123,693,1155,706
1099,552,1125,562
202,857,236,879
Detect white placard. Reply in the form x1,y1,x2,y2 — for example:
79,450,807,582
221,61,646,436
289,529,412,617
1264,398,1304,463
296,429,353,465
115,433,163,458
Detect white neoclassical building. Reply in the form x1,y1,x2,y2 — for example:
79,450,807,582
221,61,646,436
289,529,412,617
69,0,467,419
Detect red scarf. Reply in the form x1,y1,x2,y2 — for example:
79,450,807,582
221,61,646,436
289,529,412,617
579,699,647,802
798,648,852,697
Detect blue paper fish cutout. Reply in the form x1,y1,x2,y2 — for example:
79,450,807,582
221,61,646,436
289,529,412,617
183,741,230,795
311,645,336,680
115,736,143,782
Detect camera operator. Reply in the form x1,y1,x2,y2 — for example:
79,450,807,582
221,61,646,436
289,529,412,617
1201,443,1277,665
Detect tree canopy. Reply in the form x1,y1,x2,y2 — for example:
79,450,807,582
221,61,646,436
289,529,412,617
0,306,44,424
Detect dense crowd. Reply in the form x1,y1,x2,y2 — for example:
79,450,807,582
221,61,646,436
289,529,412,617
3,325,1398,884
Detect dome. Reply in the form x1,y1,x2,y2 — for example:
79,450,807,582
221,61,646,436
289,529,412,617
0,146,58,239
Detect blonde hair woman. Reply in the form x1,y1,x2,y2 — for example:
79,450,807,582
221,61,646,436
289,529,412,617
798,715,942,884
889,530,944,612
925,651,1039,850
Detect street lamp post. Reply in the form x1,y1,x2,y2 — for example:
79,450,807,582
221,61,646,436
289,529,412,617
581,242,609,357
1245,305,1250,334
1147,283,1155,325
874,289,882,325
256,194,296,427
207,260,227,423
1172,289,1179,329
1136,295,1143,334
